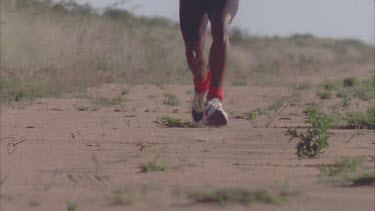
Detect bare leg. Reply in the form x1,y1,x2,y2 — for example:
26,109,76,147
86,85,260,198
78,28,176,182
184,37,208,81
209,13,232,88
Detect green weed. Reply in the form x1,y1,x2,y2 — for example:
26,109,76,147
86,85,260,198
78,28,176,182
189,188,278,206
269,101,284,111
343,77,359,87
353,79,375,101
140,156,167,173
244,109,265,120
329,106,375,129
317,91,332,100
296,81,313,90
318,157,362,177
317,157,375,186
162,92,180,106
335,78,375,101
112,188,134,206
0,78,58,103
66,201,77,211
268,93,300,111
155,116,193,128
92,96,123,107
287,106,332,159
320,80,338,91
245,110,258,120
335,90,348,98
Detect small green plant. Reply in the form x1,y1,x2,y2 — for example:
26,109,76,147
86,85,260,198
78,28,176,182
296,81,313,90
92,96,123,107
244,109,265,121
189,188,278,206
140,156,167,173
287,106,332,159
112,188,134,205
155,116,193,128
162,92,180,106
245,110,258,120
367,104,375,117
0,78,59,103
317,91,332,100
268,93,300,111
318,157,362,177
335,89,348,98
66,201,77,211
329,106,375,130
269,101,284,111
353,79,375,101
317,157,375,186
343,77,359,87
320,80,338,90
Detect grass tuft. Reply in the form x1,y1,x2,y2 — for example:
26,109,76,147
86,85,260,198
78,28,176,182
112,188,134,206
317,91,332,100
320,80,338,91
189,188,278,206
343,77,359,87
296,81,313,90
329,106,375,130
317,157,375,186
155,116,193,128
92,96,123,107
0,78,59,103
140,156,167,173
66,201,77,211
162,92,180,106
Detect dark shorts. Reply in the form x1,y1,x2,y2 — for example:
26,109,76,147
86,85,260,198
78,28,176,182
180,0,239,41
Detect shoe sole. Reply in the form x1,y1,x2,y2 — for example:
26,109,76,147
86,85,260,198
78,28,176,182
206,110,228,127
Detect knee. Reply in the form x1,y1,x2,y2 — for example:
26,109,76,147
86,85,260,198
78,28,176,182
184,41,206,66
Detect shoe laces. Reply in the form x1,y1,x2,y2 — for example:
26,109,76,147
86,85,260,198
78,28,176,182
206,98,222,110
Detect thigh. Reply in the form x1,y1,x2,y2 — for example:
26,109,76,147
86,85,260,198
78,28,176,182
179,0,209,41
207,0,239,23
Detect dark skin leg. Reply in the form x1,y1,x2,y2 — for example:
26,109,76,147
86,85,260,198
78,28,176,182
184,37,208,81
209,13,232,88
184,13,232,86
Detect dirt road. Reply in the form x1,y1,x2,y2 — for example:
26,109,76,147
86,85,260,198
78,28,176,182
1,84,374,211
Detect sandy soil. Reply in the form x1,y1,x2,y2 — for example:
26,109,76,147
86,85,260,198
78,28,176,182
1,83,374,211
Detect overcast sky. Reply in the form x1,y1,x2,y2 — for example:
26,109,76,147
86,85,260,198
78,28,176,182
76,0,374,44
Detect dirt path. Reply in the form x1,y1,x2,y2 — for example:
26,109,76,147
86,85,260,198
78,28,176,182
1,84,374,211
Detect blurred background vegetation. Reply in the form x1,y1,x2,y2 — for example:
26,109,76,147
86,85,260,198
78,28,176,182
0,0,374,103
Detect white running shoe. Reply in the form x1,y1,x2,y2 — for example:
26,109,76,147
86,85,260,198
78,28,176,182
204,98,228,127
191,91,207,125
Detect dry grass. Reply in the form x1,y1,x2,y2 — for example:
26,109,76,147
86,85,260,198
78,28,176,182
1,0,373,103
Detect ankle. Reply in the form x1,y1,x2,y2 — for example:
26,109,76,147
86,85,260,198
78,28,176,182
194,70,210,94
208,86,223,101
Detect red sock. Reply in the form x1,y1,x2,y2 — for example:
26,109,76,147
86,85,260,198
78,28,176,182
208,86,223,101
194,70,210,94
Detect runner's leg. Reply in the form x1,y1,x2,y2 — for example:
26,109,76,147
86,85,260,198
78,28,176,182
207,0,239,101
180,0,210,91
